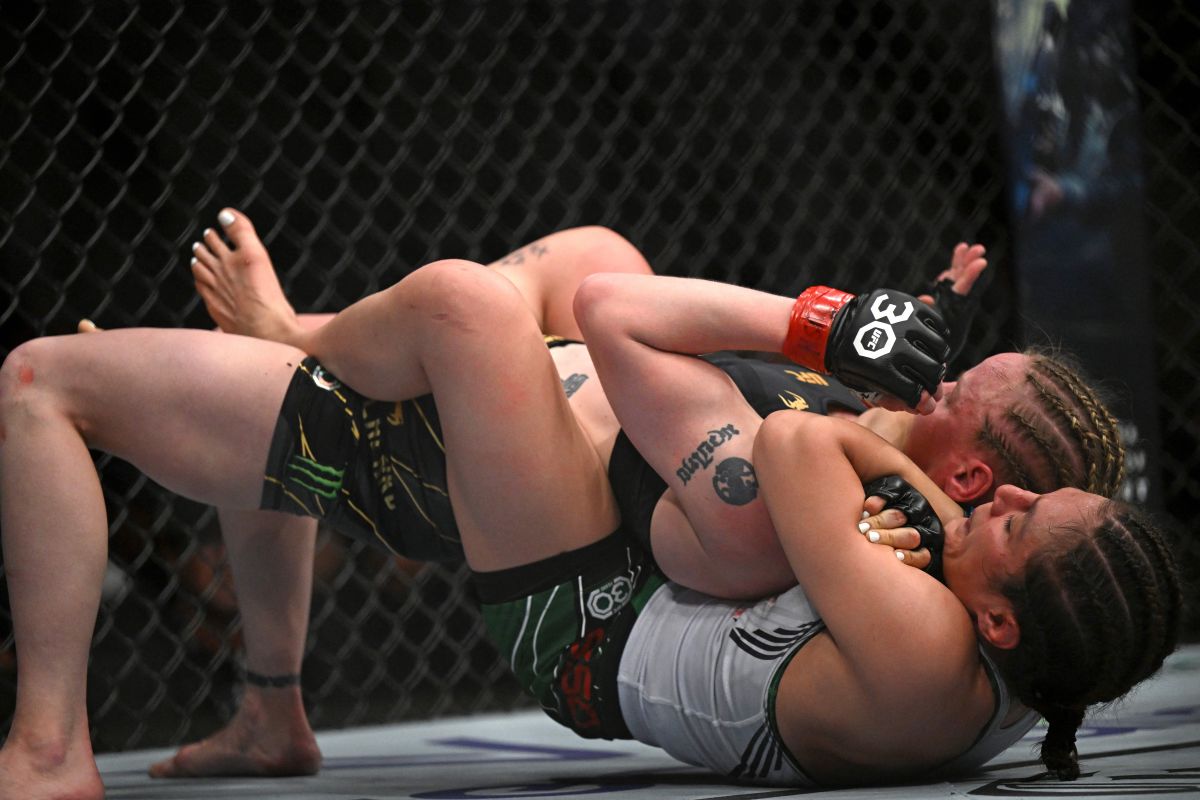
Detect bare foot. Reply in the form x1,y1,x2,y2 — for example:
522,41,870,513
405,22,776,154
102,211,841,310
148,687,321,778
0,736,104,800
190,208,303,345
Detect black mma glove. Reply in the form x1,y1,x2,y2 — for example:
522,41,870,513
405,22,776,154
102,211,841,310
862,474,945,582
782,286,950,410
823,289,950,409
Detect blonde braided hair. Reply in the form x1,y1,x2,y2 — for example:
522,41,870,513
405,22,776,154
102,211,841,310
975,348,1125,496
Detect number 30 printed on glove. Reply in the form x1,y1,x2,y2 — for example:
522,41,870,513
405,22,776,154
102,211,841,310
782,286,950,411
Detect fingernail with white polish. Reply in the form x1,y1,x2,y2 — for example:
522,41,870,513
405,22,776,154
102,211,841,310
862,510,870,519
190,257,197,266
191,242,200,253
895,551,906,561
858,521,870,534
204,228,213,237
218,210,235,227
868,531,880,543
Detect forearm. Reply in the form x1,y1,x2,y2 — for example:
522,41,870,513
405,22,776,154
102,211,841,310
756,412,960,562
295,313,335,333
574,273,792,358
758,412,914,495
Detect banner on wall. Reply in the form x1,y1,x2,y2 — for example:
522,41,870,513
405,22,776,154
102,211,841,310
993,0,1159,505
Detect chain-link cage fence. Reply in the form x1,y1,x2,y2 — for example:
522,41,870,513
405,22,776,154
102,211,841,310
0,0,1196,752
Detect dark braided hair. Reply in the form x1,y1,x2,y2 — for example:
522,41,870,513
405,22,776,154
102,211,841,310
991,502,1183,779
976,349,1125,497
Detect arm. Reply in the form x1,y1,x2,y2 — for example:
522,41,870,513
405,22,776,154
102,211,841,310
753,412,970,673
573,273,948,597
753,412,988,763
575,274,793,597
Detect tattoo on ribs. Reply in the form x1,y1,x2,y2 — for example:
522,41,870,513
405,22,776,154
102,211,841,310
498,241,549,266
561,373,589,398
676,424,740,485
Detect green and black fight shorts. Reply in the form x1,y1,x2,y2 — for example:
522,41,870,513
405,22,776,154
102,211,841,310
473,530,666,740
260,356,463,561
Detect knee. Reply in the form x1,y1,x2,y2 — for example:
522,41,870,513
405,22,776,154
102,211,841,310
407,258,532,330
572,272,625,338
0,338,60,426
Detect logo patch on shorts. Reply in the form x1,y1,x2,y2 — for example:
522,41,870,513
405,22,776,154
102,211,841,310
311,366,342,391
586,576,632,620
287,455,344,498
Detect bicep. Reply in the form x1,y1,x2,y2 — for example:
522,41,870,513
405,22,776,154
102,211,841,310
625,356,782,591
592,338,782,592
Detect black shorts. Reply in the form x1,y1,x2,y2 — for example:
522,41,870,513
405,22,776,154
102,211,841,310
260,356,463,561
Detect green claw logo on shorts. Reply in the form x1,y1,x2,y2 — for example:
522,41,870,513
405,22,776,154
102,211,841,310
586,576,632,620
287,455,344,498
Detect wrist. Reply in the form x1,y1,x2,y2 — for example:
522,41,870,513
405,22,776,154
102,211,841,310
782,286,855,370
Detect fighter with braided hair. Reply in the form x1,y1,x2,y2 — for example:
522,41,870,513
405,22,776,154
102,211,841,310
127,211,1130,777
989,503,1183,778
571,268,1177,784
754,412,1181,784
0,207,1181,797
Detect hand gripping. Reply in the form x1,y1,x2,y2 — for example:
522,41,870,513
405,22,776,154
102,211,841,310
862,475,945,582
928,269,991,364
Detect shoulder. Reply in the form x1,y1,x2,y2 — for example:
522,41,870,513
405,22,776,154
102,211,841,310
756,408,833,446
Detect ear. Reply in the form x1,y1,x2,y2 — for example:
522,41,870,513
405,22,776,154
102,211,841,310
977,606,1020,651
943,458,994,505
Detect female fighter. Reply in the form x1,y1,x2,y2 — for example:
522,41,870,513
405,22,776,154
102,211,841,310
0,215,1166,799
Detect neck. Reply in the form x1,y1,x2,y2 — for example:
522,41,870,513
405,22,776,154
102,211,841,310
853,407,915,452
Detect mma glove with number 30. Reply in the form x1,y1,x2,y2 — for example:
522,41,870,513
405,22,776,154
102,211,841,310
782,286,951,409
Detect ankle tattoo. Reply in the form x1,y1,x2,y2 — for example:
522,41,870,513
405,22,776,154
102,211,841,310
244,669,302,689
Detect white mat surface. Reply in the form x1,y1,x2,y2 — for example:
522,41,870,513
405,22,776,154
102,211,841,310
97,644,1200,799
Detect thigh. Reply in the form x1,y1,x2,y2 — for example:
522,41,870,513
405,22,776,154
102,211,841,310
399,265,620,571
32,328,304,509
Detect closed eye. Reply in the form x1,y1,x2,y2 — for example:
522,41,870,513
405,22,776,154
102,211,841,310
1004,515,1014,534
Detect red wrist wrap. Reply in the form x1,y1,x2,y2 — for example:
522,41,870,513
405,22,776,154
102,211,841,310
782,286,855,371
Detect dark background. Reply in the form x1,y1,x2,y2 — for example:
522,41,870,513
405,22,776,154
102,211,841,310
1,0,1196,751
